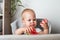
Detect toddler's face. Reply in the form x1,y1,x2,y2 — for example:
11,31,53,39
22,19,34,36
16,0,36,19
22,11,37,28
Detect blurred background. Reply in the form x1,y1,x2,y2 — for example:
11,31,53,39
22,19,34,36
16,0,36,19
0,0,3,35
4,0,60,34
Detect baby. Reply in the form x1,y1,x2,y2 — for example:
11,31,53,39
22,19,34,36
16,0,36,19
15,8,49,35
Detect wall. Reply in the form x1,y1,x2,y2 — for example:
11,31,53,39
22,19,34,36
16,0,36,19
12,0,60,34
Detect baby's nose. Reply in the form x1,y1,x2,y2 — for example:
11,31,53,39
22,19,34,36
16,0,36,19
31,20,34,23
31,20,34,24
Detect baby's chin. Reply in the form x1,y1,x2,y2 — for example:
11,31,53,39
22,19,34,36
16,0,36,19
29,26,36,28
30,24,36,27
26,25,36,28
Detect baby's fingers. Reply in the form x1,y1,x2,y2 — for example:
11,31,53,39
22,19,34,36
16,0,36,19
26,27,32,34
25,28,30,35
43,18,48,23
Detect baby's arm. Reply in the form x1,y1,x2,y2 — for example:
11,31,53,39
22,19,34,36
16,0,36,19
15,28,25,35
15,27,35,35
15,27,39,35
38,19,49,34
37,28,49,34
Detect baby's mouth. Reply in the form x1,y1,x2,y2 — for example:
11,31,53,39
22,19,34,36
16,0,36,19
30,24,35,27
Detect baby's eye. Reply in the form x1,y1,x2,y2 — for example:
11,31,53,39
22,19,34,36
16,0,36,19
28,19,31,21
33,19,36,21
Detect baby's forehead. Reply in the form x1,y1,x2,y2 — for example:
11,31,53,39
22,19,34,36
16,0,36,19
21,9,36,19
22,10,35,15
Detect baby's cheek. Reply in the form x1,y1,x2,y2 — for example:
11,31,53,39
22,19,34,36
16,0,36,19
26,23,30,27
34,22,37,27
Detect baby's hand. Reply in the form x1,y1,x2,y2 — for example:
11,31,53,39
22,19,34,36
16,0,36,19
25,27,38,35
40,18,48,29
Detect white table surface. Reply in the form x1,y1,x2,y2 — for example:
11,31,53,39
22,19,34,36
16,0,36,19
0,34,60,40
